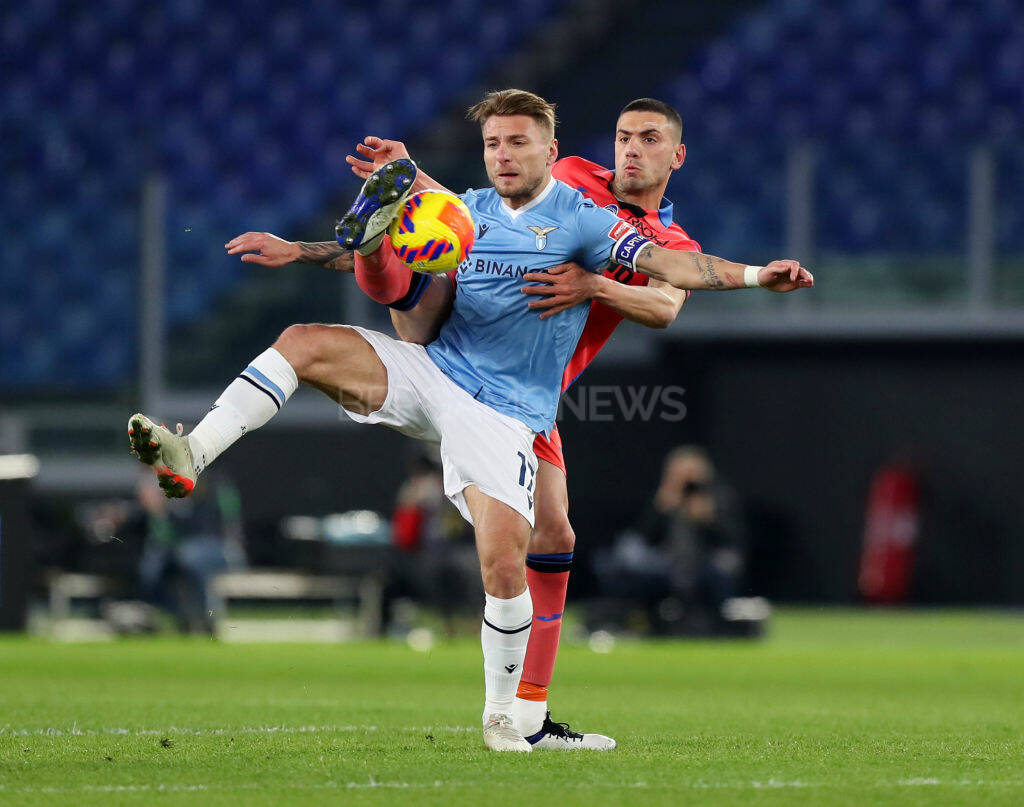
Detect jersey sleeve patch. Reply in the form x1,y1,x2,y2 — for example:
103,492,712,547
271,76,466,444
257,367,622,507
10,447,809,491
608,220,634,241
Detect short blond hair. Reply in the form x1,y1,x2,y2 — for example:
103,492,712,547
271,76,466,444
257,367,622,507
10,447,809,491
467,89,557,138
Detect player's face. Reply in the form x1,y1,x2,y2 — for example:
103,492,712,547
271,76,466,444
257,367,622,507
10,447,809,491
613,111,685,196
482,115,558,207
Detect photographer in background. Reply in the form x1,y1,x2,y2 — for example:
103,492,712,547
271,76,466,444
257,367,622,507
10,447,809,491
595,446,748,634
385,447,479,636
133,470,246,634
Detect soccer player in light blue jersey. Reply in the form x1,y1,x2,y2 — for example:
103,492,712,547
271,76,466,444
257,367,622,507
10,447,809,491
128,89,812,752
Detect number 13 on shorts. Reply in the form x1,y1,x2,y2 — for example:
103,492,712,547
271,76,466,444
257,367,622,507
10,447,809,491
517,450,537,510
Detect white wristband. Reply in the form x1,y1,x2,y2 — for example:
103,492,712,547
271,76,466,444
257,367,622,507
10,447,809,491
744,265,763,288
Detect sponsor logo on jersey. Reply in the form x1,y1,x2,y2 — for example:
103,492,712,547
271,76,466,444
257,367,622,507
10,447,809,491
527,225,558,250
605,203,619,214
477,222,489,240
629,216,669,241
468,258,532,278
608,220,634,241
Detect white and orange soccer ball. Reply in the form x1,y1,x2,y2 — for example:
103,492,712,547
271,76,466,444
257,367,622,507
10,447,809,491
388,190,475,273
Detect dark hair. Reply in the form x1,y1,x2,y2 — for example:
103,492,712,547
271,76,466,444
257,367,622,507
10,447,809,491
619,98,683,141
467,89,557,138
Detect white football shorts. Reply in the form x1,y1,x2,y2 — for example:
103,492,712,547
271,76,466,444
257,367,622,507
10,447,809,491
341,326,538,527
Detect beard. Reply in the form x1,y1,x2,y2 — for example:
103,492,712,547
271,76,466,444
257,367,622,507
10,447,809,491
493,172,545,203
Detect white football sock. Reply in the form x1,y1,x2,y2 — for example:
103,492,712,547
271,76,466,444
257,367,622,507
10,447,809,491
512,696,548,738
188,348,298,474
480,588,533,724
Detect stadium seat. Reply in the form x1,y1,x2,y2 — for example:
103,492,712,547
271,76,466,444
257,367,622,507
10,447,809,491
3,0,574,389
631,0,1024,260
5,0,1022,388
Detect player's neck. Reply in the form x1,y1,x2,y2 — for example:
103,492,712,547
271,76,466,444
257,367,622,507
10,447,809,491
611,180,668,214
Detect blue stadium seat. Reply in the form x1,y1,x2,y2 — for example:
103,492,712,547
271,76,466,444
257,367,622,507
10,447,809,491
641,0,1024,258
9,0,1019,389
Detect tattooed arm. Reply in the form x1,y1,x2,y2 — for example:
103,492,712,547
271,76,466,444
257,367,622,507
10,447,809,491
292,241,354,272
632,242,814,292
225,232,354,272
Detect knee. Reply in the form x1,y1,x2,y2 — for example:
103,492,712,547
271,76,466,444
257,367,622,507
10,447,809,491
273,323,338,380
530,516,576,555
481,554,526,598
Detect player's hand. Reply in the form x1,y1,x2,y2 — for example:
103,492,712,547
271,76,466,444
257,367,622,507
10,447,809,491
345,136,412,179
225,232,300,267
758,260,814,292
521,262,597,319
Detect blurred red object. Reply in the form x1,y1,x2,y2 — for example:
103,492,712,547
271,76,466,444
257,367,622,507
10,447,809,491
858,464,921,603
392,505,426,552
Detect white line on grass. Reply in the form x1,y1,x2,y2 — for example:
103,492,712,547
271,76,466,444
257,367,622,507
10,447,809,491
1,779,1022,795
688,781,812,790
0,723,476,737
0,780,447,795
688,779,1024,790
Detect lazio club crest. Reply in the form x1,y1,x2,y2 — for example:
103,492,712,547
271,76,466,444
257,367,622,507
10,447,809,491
527,225,558,250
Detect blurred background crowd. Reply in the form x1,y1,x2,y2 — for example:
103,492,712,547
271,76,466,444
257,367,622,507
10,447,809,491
2,0,1021,640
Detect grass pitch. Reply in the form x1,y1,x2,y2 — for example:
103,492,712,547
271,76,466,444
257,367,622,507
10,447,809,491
2,609,1023,806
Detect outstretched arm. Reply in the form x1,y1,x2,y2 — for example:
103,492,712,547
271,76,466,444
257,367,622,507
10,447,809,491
225,229,454,342
225,232,354,273
631,242,814,292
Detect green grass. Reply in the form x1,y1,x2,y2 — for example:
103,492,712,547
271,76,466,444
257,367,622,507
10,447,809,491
2,608,1023,806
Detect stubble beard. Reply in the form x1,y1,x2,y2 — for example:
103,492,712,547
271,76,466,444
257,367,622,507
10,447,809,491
494,173,544,204
611,172,650,198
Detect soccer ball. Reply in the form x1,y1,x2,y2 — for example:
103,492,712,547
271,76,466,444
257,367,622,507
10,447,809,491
388,190,475,273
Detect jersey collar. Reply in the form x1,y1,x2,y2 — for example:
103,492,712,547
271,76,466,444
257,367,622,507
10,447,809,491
499,175,558,220
606,173,675,228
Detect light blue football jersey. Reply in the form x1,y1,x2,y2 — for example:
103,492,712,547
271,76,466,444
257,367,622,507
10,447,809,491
426,177,625,434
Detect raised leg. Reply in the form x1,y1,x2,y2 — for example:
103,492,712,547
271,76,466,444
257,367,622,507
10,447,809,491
272,324,388,413
129,325,390,497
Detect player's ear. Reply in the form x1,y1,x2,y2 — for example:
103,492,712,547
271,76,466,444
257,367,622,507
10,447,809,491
548,138,558,166
672,143,686,170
